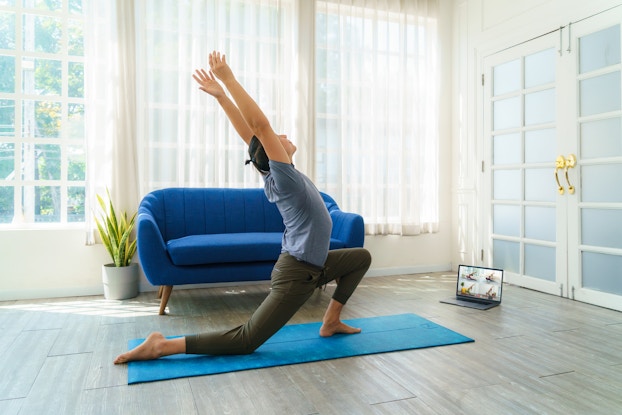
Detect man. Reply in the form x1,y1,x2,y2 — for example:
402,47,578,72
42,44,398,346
114,52,371,364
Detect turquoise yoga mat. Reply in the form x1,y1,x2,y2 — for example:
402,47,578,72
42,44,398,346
127,313,474,384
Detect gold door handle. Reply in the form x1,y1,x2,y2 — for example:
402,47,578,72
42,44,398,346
564,154,576,195
555,155,566,195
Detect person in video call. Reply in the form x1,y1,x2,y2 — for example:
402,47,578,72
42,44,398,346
114,51,371,364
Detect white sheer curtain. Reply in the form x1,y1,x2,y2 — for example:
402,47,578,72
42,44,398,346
134,0,295,195
315,0,440,235
83,0,438,239
84,0,139,243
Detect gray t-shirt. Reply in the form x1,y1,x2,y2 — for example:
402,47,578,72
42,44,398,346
263,160,332,267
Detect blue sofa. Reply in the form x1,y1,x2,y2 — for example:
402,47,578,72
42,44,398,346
137,187,365,314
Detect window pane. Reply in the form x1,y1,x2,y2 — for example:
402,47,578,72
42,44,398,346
68,19,83,55
525,206,555,242
582,164,622,203
36,144,61,180
67,186,84,222
22,100,61,138
33,185,60,222
67,145,85,180
0,12,16,49
0,142,14,179
493,239,520,274
493,96,521,130
22,58,62,95
582,208,622,249
22,14,62,53
67,103,84,137
493,169,521,200
579,25,621,74
0,55,15,92
580,117,622,159
525,128,556,163
525,48,555,88
524,244,555,282
493,133,521,165
493,59,520,96
0,99,15,136
493,204,520,237
525,88,555,125
0,186,14,223
580,71,621,117
69,0,83,15
582,252,622,295
21,143,61,180
525,168,555,202
68,61,83,97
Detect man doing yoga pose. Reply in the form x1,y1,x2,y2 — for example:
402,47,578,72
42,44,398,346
114,51,371,364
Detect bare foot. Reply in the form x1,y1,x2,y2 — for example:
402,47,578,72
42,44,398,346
319,320,361,337
113,332,166,364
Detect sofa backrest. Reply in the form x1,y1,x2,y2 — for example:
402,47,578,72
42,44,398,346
140,188,286,241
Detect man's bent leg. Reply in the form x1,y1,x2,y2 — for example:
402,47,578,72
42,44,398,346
186,253,321,355
321,248,371,304
318,248,371,337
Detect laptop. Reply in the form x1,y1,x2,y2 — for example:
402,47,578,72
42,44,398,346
440,264,503,310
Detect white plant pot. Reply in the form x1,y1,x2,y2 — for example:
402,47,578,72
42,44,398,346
102,263,139,300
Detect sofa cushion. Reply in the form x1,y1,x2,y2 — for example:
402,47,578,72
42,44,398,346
167,232,284,266
166,232,349,267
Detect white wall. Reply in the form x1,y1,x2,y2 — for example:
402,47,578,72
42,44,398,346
0,0,456,302
1,229,110,300
450,0,622,269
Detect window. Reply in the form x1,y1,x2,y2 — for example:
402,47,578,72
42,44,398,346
0,0,85,225
315,0,439,235
1,0,439,233
136,0,294,193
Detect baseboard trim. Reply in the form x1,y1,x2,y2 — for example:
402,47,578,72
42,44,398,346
365,263,452,277
0,285,105,302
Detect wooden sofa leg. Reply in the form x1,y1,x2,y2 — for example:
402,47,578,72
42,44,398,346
157,285,163,299
159,285,173,315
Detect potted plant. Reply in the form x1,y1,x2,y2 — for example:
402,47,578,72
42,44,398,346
94,188,139,300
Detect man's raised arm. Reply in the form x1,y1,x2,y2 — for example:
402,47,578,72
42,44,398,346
208,51,289,164
192,68,254,145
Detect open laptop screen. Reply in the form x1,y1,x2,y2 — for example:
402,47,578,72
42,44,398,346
457,264,503,303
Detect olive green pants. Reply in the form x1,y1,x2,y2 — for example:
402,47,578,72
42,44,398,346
185,247,371,355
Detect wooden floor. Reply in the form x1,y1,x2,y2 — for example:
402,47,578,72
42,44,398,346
1,273,621,415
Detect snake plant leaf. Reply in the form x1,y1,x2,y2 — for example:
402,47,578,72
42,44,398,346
94,188,137,268
125,239,137,266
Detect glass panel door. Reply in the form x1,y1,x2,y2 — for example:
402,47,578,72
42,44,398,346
483,33,565,296
567,9,622,311
482,6,622,312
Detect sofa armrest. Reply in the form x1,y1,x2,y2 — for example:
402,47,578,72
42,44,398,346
136,211,172,286
329,210,365,248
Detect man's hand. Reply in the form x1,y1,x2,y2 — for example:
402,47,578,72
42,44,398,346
209,51,235,83
192,69,225,98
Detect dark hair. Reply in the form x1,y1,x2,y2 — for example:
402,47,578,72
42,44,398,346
245,135,270,173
